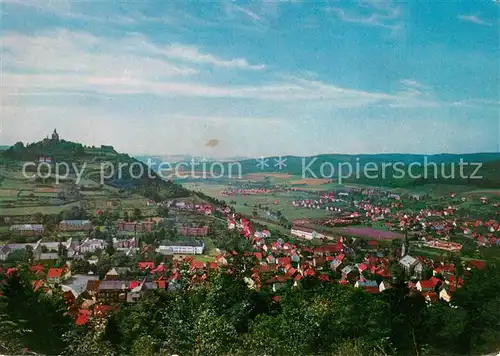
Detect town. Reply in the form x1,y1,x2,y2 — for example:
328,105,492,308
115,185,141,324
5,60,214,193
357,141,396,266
1,0,499,353
1,138,499,355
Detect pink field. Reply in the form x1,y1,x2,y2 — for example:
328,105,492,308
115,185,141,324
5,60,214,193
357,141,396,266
342,227,401,239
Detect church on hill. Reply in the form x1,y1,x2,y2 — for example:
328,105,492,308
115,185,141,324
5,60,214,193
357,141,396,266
52,129,60,142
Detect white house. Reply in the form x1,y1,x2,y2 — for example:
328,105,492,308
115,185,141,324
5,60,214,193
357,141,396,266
0,245,11,261
79,238,107,254
354,280,378,288
379,281,392,292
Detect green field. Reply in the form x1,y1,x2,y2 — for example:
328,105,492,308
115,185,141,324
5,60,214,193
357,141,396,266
0,188,20,197
183,181,334,221
194,255,216,263
0,201,82,216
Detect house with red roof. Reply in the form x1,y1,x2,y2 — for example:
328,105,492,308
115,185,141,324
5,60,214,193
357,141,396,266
94,305,112,318
433,264,455,276
445,275,464,288
357,263,369,274
75,309,92,326
422,292,438,303
416,277,441,292
29,264,45,275
32,279,47,293
47,268,64,284
266,275,290,292
303,268,316,277
137,261,155,270
207,262,218,270
293,273,303,287
363,286,381,294
191,261,205,271
155,278,167,289
467,260,486,270
151,263,168,275
318,273,330,282
266,255,276,264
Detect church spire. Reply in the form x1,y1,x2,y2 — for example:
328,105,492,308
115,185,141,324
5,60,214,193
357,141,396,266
51,128,60,142
401,228,409,257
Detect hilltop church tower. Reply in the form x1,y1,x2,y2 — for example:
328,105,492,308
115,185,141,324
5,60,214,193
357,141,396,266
52,129,60,142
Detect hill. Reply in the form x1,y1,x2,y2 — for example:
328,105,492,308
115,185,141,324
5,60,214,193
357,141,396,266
234,153,500,176
0,139,190,217
138,152,500,189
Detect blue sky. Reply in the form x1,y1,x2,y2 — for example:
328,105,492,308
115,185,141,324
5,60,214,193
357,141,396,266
1,0,499,157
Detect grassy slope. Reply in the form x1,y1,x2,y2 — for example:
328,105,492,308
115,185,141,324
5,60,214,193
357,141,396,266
0,140,191,216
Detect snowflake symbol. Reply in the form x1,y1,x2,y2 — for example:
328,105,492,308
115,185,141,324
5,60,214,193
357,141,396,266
274,156,287,170
255,157,269,170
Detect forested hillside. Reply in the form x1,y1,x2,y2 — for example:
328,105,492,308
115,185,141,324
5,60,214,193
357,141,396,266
1,255,499,356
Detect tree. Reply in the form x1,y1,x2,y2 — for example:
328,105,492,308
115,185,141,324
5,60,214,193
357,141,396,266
461,239,478,258
131,335,155,356
24,245,34,263
390,263,405,282
32,212,43,224
452,262,500,354
156,206,169,218
106,242,116,257
132,208,142,222
7,249,26,262
58,242,68,258
0,271,74,355
332,339,391,356
63,319,117,356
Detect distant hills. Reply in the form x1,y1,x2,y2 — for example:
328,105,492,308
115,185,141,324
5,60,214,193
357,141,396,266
3,138,499,191
233,152,500,174
137,152,500,189
135,154,251,167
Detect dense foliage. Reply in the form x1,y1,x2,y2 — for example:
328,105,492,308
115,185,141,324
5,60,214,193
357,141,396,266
3,140,86,162
1,260,499,356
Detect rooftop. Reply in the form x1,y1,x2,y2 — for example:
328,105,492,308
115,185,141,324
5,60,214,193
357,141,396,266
160,239,204,247
98,280,129,291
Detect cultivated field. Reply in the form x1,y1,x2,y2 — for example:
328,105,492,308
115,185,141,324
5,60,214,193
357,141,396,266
246,173,293,179
342,227,402,239
289,178,332,186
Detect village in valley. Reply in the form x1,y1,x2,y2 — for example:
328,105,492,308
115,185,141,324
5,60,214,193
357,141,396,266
0,131,499,340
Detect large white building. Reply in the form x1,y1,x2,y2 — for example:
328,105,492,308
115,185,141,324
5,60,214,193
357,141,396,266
157,239,204,255
290,226,325,240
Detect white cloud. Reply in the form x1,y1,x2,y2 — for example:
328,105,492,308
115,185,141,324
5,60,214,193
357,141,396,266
229,4,262,21
1,0,139,25
400,79,428,89
163,44,265,70
1,29,440,108
457,14,492,26
326,0,402,31
450,98,500,108
1,31,198,81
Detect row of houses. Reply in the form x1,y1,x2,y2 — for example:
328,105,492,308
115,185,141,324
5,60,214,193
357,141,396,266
8,220,93,237
0,237,107,261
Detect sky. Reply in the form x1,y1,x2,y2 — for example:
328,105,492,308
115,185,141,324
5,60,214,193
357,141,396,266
1,0,499,158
